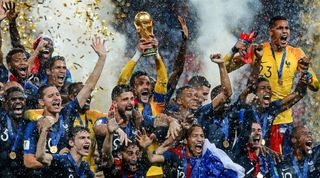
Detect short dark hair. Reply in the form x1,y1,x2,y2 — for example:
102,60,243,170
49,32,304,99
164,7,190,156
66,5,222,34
252,77,269,93
118,140,138,152
46,55,65,70
68,126,90,142
111,84,132,101
290,126,306,140
269,16,287,29
188,75,211,88
3,87,24,101
68,82,83,95
185,124,204,139
210,85,222,100
38,84,56,99
175,85,192,99
6,48,26,64
129,71,149,88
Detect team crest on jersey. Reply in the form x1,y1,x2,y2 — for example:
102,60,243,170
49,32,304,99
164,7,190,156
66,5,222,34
285,61,291,69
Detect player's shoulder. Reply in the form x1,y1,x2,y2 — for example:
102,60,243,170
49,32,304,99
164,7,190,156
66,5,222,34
286,44,305,58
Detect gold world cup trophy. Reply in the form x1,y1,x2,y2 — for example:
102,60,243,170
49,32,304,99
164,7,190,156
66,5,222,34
134,11,157,57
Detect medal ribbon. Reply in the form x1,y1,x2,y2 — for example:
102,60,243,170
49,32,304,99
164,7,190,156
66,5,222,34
223,116,229,141
292,156,309,178
76,114,89,128
182,147,188,177
6,114,25,152
49,118,63,147
270,44,286,80
67,153,85,178
258,154,267,175
252,108,268,138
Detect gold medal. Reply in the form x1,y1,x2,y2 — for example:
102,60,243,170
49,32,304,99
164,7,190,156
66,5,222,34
50,146,58,154
223,140,230,148
9,152,16,159
278,78,283,85
261,139,266,146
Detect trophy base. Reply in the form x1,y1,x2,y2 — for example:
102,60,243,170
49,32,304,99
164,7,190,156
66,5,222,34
143,47,157,57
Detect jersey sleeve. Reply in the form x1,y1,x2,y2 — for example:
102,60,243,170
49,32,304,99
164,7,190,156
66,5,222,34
224,51,246,73
308,67,320,91
62,98,81,124
0,64,8,83
50,154,66,170
154,55,168,95
162,151,178,163
117,59,137,85
268,100,282,116
23,121,38,154
295,48,320,91
52,154,64,163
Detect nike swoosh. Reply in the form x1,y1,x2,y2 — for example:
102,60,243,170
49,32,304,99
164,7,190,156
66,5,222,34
281,168,290,171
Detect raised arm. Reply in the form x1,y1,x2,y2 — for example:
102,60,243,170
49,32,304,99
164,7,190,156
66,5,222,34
0,6,8,67
166,16,188,101
280,71,309,111
154,39,168,94
239,44,263,103
298,56,319,92
27,39,48,75
76,37,107,108
7,1,24,49
136,128,165,164
210,53,233,109
102,118,120,166
117,39,152,84
224,40,247,73
35,117,54,165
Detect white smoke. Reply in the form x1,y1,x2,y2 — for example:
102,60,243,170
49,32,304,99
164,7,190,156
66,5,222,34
190,0,261,87
31,0,127,111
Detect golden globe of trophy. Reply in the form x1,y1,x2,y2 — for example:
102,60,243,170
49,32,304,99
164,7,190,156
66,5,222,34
134,11,157,57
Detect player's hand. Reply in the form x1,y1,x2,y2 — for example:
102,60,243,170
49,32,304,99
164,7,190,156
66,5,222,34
35,39,49,54
178,16,188,40
166,118,181,139
298,56,311,71
5,1,18,21
253,44,264,60
91,36,107,58
133,109,143,128
136,128,155,149
210,53,224,64
137,38,153,53
0,82,4,96
37,116,55,133
94,171,105,178
107,118,119,134
245,93,259,105
116,128,131,146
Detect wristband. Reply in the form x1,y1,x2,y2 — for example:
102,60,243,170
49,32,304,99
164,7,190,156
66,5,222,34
132,50,142,62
